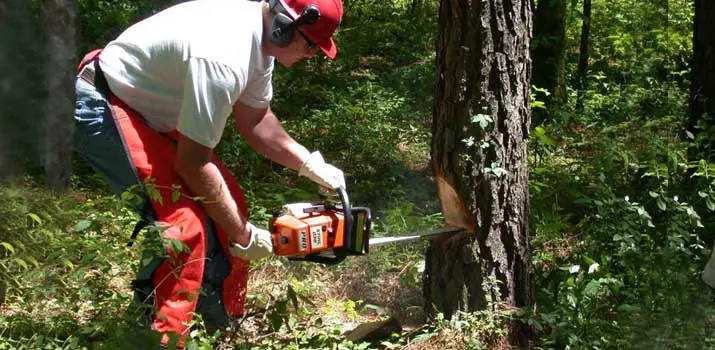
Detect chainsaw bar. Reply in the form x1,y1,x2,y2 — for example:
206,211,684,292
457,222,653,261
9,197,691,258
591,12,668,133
368,226,463,247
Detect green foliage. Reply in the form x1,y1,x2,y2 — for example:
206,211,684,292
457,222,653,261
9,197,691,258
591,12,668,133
0,183,151,348
76,0,177,54
530,115,715,348
379,277,513,350
4,0,714,348
530,3,710,344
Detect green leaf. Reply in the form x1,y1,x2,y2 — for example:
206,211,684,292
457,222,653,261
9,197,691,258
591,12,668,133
186,292,196,302
269,312,283,331
462,136,475,147
656,197,666,211
13,258,28,270
617,304,640,313
26,256,40,268
649,191,659,198
533,126,556,145
583,278,608,297
40,228,55,239
28,213,42,225
64,259,75,270
287,285,300,311
707,199,715,211
171,190,181,203
583,256,596,265
1,242,15,254
528,317,544,331
141,256,154,267
471,114,493,130
145,184,163,205
73,220,92,232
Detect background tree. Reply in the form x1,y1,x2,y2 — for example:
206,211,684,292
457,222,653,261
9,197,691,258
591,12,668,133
424,0,534,346
0,0,43,180
42,0,77,189
532,0,567,124
689,0,715,157
575,0,591,110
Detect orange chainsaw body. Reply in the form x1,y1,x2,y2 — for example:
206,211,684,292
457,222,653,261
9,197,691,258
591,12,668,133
270,206,346,257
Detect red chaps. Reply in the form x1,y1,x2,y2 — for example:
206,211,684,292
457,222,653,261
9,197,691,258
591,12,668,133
78,50,249,345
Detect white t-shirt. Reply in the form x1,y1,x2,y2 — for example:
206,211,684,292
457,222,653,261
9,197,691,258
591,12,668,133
99,0,274,148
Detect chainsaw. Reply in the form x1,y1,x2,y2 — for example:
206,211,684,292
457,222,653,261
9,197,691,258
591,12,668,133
269,187,462,264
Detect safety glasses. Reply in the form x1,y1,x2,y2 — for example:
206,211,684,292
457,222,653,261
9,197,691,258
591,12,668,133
298,29,317,49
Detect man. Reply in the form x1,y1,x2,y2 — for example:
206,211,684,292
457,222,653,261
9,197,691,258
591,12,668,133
73,0,345,345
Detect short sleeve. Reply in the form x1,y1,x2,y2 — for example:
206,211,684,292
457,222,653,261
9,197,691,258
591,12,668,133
177,57,241,148
238,57,274,108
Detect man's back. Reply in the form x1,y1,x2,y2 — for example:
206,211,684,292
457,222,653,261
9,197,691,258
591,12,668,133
99,0,274,148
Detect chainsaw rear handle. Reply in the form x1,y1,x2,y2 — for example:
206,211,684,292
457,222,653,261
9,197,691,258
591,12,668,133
338,186,351,249
333,186,371,256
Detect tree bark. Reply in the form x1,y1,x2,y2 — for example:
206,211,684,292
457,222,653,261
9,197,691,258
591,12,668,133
575,0,591,111
426,0,533,347
532,0,567,124
689,0,715,157
0,0,43,179
42,0,77,189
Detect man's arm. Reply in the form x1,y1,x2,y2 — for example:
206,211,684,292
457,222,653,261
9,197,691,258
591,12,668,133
233,102,311,171
174,134,251,246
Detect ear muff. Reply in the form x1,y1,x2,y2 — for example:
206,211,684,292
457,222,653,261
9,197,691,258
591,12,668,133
270,12,295,47
268,0,321,47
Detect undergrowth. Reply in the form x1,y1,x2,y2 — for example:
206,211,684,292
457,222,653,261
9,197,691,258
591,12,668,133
3,0,715,349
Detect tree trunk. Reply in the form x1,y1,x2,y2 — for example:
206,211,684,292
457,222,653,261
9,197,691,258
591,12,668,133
576,0,591,111
689,0,715,157
0,0,43,179
532,0,567,124
425,0,534,347
42,0,77,189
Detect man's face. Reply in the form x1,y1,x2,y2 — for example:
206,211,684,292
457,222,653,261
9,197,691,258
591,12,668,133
273,31,319,67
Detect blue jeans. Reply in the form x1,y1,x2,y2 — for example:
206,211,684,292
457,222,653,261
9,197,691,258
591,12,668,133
73,72,232,330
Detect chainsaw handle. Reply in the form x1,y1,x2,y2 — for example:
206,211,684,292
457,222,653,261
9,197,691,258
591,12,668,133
337,186,351,249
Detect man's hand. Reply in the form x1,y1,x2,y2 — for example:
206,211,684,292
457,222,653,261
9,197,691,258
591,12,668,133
298,151,346,190
229,223,274,260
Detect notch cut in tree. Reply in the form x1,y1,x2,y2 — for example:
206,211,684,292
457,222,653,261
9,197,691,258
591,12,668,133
425,0,534,347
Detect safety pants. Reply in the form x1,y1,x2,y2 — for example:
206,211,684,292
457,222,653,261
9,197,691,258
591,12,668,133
73,50,249,345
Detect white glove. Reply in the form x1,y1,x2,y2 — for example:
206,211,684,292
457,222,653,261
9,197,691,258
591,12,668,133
298,151,346,190
229,223,274,260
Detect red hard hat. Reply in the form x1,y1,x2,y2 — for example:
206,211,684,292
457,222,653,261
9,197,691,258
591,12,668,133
280,0,343,59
